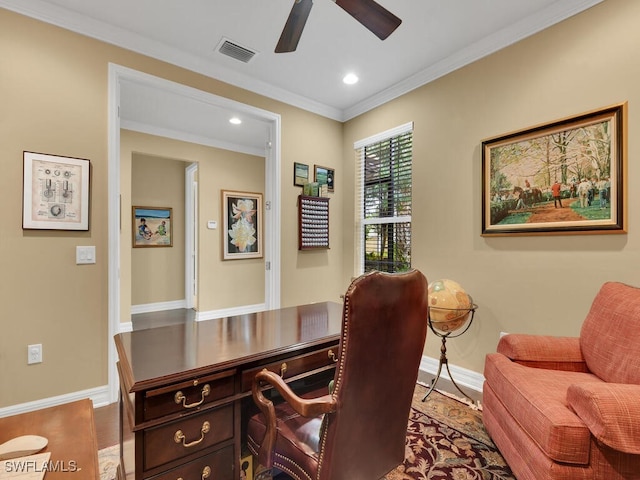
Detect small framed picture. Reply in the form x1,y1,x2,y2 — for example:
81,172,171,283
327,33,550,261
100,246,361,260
22,151,91,230
294,162,309,187
132,206,173,247
314,165,335,192
222,190,263,260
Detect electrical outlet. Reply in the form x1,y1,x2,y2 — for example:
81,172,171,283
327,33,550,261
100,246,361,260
28,344,42,364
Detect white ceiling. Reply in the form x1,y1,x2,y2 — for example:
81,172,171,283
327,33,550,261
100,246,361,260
2,0,602,152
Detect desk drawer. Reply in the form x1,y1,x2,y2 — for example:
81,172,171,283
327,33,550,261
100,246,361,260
241,346,338,391
151,445,234,480
143,405,234,471
144,370,235,421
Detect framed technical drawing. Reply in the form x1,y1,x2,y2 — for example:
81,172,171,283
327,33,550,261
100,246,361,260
22,151,90,230
482,103,626,236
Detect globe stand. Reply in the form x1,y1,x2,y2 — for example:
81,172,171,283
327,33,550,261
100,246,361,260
422,305,477,403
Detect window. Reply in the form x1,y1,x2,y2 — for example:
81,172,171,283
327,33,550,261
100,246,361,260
354,123,413,274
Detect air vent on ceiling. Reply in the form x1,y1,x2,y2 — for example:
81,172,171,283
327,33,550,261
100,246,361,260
217,38,257,63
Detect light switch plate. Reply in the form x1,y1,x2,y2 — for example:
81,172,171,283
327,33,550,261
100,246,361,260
76,246,96,264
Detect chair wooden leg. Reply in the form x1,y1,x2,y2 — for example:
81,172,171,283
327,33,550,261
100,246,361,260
254,464,273,480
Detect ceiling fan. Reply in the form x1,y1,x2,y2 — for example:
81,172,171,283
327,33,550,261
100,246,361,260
276,0,402,53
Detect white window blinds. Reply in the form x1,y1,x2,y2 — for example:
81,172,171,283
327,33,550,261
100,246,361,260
354,122,413,274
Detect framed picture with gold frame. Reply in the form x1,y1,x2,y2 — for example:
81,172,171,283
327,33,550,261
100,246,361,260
482,103,626,236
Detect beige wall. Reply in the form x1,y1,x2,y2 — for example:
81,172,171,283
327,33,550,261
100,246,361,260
342,0,640,373
131,154,186,306
0,9,344,407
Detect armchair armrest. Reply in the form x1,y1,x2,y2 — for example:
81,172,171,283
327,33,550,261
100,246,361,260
497,334,588,372
567,383,640,454
251,369,337,468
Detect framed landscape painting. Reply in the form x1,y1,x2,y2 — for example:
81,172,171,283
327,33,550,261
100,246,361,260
222,190,263,260
482,103,626,236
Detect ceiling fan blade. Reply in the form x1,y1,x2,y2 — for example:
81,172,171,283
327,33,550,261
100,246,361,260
335,0,401,40
276,0,314,53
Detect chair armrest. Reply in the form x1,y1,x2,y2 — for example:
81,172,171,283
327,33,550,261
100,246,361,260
497,334,588,372
251,369,337,468
567,383,640,454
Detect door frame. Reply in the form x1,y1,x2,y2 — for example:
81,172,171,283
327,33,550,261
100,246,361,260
107,64,281,402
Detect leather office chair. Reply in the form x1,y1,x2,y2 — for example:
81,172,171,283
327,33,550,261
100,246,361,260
247,269,429,480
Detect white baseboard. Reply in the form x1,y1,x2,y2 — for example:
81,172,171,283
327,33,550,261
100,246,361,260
419,355,485,393
0,385,111,419
196,303,267,321
130,299,187,315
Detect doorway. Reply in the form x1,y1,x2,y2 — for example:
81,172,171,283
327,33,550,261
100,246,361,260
107,64,282,402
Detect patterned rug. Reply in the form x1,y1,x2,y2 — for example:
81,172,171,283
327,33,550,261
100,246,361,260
98,383,515,480
384,383,514,479
98,444,118,480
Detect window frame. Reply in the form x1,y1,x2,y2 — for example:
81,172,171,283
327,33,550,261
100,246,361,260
354,122,413,274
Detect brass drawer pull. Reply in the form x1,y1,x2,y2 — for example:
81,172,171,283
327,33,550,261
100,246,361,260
177,465,211,480
174,384,211,409
280,362,287,377
174,421,210,448
328,349,338,363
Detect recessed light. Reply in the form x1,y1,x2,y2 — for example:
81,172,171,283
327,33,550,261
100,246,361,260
343,73,359,85
229,117,242,125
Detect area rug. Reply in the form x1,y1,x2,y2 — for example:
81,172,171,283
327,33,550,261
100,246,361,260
98,383,515,480
98,444,118,480
384,383,515,479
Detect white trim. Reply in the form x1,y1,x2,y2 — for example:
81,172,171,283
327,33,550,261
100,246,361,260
185,163,197,310
108,64,282,404
120,119,266,158
196,303,267,322
0,0,602,122
420,355,485,393
353,122,414,149
0,386,111,418
130,300,187,315
118,322,133,333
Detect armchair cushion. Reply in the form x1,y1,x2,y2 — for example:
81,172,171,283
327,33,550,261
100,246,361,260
484,352,602,464
497,334,588,372
580,282,640,384
567,382,640,454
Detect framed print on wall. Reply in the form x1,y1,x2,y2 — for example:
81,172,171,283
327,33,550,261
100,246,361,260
482,103,626,236
132,206,173,247
222,190,263,260
314,164,335,192
294,162,309,187
22,151,90,230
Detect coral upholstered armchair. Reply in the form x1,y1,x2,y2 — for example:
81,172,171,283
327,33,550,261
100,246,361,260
483,282,640,480
247,270,428,480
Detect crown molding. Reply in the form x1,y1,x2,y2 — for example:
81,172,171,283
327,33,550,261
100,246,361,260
1,0,603,122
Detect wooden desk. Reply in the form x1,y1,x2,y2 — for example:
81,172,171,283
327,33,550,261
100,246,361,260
0,399,99,479
114,301,342,480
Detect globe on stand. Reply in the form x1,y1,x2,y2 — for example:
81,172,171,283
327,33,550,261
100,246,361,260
428,279,473,334
423,279,477,403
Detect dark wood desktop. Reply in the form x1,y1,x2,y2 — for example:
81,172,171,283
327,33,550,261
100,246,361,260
114,301,343,480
